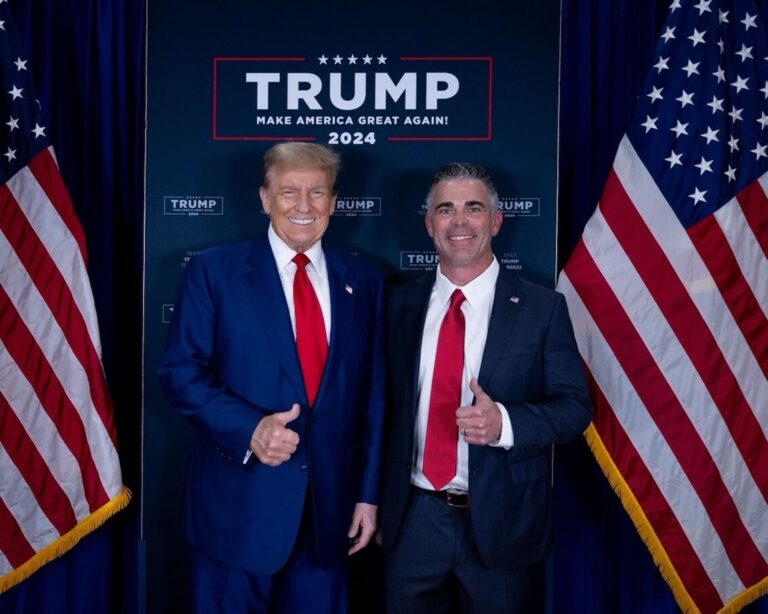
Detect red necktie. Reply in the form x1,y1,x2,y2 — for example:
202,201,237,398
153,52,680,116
292,253,327,407
423,289,465,490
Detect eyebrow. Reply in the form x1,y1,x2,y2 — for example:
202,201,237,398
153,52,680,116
435,200,487,208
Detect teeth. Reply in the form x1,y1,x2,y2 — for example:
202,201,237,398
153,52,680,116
289,218,315,225
449,235,473,240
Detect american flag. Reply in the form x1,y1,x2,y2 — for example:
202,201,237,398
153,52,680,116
558,0,768,611
0,5,129,592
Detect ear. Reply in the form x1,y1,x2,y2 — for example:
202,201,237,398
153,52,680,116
259,186,271,215
491,209,502,237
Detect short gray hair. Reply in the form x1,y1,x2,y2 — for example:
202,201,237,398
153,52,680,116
262,142,341,192
426,162,499,211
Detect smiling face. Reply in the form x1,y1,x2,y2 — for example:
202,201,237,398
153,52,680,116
260,165,336,253
425,178,502,285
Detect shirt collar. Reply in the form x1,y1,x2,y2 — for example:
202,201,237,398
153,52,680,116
268,225,326,274
434,257,499,309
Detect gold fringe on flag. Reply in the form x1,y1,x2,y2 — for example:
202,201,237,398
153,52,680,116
584,424,768,613
0,486,131,594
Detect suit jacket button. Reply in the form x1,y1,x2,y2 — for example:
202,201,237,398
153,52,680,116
301,465,308,473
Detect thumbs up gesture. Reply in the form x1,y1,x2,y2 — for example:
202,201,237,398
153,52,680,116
251,403,301,466
456,379,502,446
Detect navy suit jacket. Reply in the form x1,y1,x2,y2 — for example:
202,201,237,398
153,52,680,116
380,267,592,568
158,238,385,574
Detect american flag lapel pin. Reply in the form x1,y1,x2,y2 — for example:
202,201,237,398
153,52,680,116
510,295,520,303
345,284,353,295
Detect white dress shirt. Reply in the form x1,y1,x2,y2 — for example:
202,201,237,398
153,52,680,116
267,225,331,343
411,258,513,492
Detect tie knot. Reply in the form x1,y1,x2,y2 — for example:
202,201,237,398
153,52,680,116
293,253,310,269
450,289,465,309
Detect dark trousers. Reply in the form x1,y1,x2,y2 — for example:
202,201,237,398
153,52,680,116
190,500,348,614
384,489,544,614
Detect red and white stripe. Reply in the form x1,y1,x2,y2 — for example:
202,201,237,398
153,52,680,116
558,136,768,613
0,148,124,580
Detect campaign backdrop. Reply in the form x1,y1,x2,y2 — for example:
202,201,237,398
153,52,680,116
144,0,559,610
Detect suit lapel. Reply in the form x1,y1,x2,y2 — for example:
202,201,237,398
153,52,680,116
313,249,353,411
478,269,525,385
242,240,307,406
403,273,434,418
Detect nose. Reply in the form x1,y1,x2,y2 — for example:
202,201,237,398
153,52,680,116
451,208,468,224
294,190,311,211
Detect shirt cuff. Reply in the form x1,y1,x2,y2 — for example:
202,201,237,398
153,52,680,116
490,402,513,449
243,449,252,464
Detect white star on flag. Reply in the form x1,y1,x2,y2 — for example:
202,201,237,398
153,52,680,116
707,95,724,113
648,86,664,101
688,186,706,204
641,116,658,132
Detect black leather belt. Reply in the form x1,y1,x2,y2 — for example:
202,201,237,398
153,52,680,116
415,486,469,508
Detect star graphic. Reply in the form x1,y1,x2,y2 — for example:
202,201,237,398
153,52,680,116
758,113,768,130
731,75,749,93
4,147,16,162
0,21,4,31
718,9,729,23
665,151,683,168
688,29,706,47
724,166,736,182
661,27,676,43
694,0,711,14
318,55,328,65
751,143,767,159
362,55,372,65
742,13,757,30
670,0,682,10
728,136,739,152
32,123,46,138
688,188,707,206
14,57,27,71
701,127,719,144
6,116,19,131
377,54,387,64
729,107,744,122
682,60,700,77
333,55,343,65
713,67,726,83
641,115,658,133
671,120,689,137
717,38,726,53
347,54,358,65
706,95,724,113
688,187,707,205
761,80,768,98
676,90,694,107
736,44,753,62
647,86,664,102
8,85,23,100
654,56,669,72
694,157,713,174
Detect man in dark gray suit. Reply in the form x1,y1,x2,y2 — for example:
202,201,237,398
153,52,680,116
380,163,592,613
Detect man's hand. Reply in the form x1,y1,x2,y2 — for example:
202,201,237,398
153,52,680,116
250,403,300,466
456,379,502,446
347,502,377,555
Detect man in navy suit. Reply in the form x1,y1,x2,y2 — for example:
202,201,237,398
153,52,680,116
379,163,591,613
159,143,384,613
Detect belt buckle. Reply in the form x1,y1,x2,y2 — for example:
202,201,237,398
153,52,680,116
445,490,469,508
